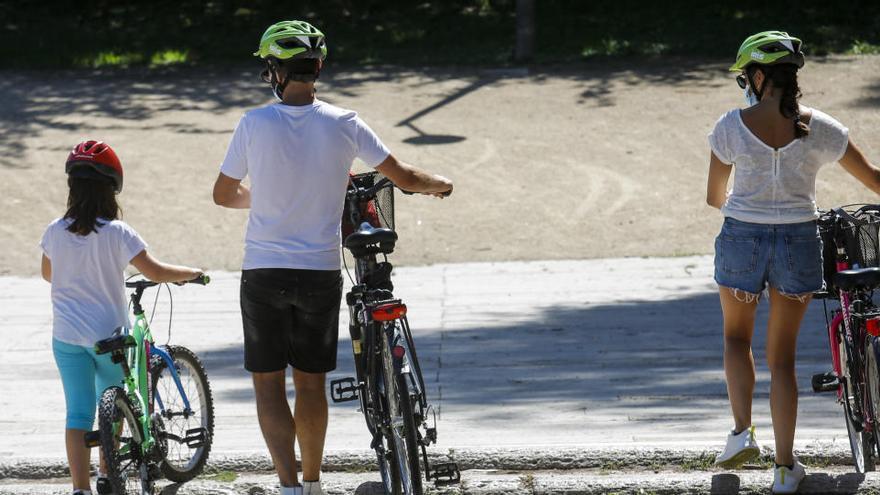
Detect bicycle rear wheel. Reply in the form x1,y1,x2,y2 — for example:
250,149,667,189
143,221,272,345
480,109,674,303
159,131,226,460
150,345,214,482
865,337,880,461
841,336,875,472
98,386,149,495
382,329,424,495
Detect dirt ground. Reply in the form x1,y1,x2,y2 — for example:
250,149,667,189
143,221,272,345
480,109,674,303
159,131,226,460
1,56,879,276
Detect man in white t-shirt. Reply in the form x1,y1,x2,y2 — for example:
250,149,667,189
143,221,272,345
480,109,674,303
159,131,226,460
212,20,453,495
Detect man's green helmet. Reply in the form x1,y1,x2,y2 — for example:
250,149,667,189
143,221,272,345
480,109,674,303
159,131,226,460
254,20,328,60
729,31,804,72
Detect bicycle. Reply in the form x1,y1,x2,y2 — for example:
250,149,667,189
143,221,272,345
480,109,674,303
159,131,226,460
330,172,459,495
812,205,880,473
84,275,215,494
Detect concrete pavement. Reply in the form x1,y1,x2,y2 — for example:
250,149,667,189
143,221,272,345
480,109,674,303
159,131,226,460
0,256,863,485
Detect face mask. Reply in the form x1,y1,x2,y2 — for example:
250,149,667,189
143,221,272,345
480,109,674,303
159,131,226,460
744,85,759,107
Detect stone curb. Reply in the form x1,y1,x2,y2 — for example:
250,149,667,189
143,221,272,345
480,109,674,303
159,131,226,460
0,446,856,480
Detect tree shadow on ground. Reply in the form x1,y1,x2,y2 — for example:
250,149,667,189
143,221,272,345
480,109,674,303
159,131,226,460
0,58,733,167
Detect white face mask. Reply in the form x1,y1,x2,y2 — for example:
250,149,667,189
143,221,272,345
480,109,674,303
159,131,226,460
744,85,759,107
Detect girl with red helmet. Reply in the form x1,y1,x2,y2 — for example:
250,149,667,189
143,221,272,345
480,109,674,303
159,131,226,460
42,140,204,495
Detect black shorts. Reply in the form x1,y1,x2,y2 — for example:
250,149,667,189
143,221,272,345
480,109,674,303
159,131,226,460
240,268,343,373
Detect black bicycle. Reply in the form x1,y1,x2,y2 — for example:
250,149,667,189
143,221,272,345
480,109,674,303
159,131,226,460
330,172,459,495
812,205,880,472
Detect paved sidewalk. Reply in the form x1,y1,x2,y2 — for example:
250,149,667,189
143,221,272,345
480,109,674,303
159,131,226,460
0,256,852,472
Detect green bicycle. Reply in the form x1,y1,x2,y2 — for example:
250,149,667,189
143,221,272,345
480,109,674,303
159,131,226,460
84,275,214,495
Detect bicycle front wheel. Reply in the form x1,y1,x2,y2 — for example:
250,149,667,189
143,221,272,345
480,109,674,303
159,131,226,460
841,335,875,472
98,386,149,495
150,345,214,482
382,330,424,495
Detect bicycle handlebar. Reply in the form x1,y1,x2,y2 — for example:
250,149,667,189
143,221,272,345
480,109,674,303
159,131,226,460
125,273,210,289
353,176,450,199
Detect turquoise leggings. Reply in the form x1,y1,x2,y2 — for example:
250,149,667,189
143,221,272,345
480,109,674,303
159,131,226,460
52,338,124,431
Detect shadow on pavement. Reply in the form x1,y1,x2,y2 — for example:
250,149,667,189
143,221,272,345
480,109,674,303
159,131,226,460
195,288,833,432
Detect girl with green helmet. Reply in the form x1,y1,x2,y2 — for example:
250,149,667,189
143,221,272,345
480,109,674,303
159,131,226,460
706,31,880,493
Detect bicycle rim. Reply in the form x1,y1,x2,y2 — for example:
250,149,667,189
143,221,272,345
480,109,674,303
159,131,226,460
151,345,214,482
382,329,423,495
98,387,145,495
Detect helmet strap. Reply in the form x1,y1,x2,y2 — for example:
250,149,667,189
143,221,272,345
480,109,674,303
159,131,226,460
746,70,764,102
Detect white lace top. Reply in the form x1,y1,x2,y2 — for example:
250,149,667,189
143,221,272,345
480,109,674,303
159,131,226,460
708,107,849,224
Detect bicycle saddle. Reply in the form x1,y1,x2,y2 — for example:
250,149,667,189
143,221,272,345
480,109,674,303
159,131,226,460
94,333,137,355
834,267,880,291
344,223,397,258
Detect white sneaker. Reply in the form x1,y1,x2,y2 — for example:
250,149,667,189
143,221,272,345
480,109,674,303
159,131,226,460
714,425,760,468
303,481,325,495
772,459,806,494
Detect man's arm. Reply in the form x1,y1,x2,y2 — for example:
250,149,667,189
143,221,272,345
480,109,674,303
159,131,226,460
375,154,453,197
213,172,251,208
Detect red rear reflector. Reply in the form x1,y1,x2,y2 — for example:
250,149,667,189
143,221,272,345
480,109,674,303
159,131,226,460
868,318,880,337
392,345,406,359
372,303,407,321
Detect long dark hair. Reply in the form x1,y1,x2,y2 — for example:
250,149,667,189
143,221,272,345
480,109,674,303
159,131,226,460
747,63,810,138
63,177,121,236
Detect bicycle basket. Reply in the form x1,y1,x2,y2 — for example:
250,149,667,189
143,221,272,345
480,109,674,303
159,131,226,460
341,172,395,239
838,208,880,269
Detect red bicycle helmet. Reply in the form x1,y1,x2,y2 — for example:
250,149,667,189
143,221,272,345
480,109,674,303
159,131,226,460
65,140,124,193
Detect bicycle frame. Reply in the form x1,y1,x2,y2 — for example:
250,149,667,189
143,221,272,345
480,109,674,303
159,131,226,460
117,286,195,456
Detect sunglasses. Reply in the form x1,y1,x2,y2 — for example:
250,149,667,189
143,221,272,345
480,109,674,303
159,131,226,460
736,74,747,89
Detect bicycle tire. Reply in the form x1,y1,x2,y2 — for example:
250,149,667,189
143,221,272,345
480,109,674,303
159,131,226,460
98,386,149,495
840,335,875,472
150,345,214,482
382,328,423,495
865,337,880,462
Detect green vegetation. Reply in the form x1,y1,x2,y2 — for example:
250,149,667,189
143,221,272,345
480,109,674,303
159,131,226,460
1,0,878,69
206,470,238,482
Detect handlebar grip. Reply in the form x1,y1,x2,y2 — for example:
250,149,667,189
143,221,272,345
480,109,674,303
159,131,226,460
398,188,452,197
188,274,210,286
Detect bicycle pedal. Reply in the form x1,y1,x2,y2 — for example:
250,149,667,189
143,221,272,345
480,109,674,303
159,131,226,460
84,430,101,448
183,427,210,448
812,371,840,393
330,377,359,403
430,462,461,486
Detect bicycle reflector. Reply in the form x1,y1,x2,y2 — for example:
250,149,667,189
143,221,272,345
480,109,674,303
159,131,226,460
867,318,880,337
372,303,407,321
393,345,406,359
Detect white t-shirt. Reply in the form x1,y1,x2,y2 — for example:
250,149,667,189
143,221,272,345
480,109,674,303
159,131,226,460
220,100,391,270
708,107,849,224
40,218,147,346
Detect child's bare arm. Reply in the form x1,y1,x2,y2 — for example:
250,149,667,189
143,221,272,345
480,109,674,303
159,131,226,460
130,250,201,283
41,254,51,282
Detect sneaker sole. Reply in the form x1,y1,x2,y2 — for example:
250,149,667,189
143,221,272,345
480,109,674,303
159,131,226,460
714,447,760,469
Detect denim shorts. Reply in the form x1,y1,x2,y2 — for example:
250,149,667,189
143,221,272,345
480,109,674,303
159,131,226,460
714,217,824,296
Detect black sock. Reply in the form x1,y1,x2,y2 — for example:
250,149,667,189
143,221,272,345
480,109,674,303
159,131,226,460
775,462,794,470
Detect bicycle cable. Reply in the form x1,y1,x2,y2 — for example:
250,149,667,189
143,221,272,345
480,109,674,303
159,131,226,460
165,282,174,346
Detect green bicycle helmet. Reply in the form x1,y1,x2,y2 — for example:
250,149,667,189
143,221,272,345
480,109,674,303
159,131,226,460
729,31,804,72
254,20,328,60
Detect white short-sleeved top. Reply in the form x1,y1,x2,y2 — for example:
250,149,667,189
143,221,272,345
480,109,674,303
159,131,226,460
708,107,849,224
220,100,391,271
40,218,147,346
